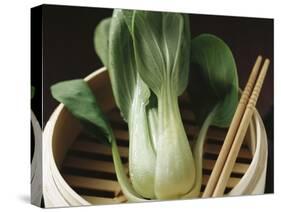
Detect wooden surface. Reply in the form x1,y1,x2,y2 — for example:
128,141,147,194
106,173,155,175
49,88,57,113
60,100,253,204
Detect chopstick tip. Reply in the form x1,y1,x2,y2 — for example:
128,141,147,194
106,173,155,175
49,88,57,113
265,58,270,64
257,55,263,60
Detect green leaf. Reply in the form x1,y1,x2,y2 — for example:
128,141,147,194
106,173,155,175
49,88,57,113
94,10,151,121
132,11,190,96
94,17,111,67
51,79,112,145
189,33,239,127
120,10,135,35
108,9,141,120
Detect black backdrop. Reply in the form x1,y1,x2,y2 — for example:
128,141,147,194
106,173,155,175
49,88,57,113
35,4,273,193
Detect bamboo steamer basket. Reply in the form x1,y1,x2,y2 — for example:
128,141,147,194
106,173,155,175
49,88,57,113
43,67,268,208
31,110,43,206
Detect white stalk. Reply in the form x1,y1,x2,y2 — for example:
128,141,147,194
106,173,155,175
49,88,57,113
154,85,195,199
128,78,156,199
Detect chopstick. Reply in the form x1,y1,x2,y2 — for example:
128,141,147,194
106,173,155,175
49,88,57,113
202,56,270,197
212,58,270,196
202,56,263,198
213,58,270,197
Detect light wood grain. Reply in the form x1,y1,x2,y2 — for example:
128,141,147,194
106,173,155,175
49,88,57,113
63,157,128,173
81,195,127,204
204,143,252,160
56,67,264,204
44,67,268,206
63,175,121,196
212,58,270,197
71,140,128,158
202,175,240,188
202,56,263,197
203,159,249,175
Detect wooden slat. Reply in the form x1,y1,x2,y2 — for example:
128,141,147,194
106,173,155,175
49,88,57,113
61,105,253,204
113,129,129,141
82,196,117,204
71,141,128,158
115,195,127,203
184,125,227,141
203,159,249,175
204,143,252,159
63,156,128,173
63,175,121,196
202,175,240,188
81,195,126,204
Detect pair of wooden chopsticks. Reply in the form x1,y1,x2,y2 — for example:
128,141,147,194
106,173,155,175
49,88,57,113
202,56,270,197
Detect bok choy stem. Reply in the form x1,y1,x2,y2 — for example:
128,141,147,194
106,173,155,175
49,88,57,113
111,136,147,202
128,78,156,198
130,11,195,199
155,86,195,199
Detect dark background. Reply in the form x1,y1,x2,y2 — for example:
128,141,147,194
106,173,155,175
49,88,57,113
35,4,274,193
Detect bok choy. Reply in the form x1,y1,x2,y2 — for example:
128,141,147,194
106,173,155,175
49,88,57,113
127,11,195,199
96,10,196,199
51,9,239,202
